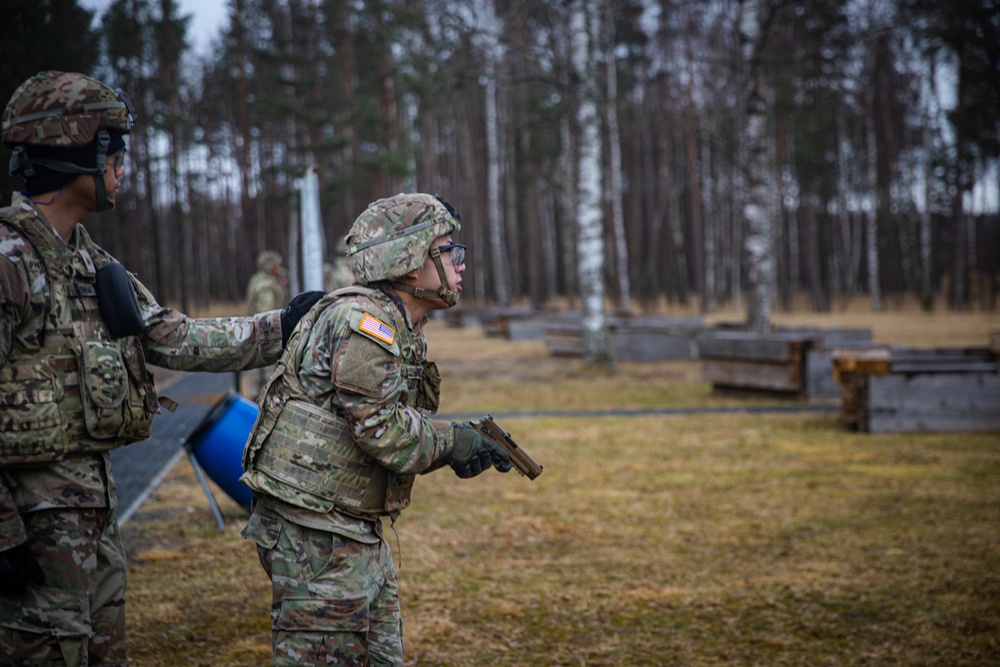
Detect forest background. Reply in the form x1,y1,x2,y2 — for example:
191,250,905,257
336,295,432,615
2,0,999,325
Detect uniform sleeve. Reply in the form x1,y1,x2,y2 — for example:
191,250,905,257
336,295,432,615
130,275,285,372
299,303,454,475
0,246,32,369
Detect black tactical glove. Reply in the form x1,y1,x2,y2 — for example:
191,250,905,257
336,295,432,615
0,543,45,596
280,291,325,347
450,423,511,478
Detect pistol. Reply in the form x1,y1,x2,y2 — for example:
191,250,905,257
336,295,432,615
471,415,543,480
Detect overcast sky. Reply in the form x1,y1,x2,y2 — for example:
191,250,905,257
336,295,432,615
80,0,229,55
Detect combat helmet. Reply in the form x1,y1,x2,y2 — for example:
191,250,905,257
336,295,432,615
346,193,463,306
3,71,136,211
256,250,283,272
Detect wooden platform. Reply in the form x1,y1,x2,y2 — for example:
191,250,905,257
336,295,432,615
833,346,1000,433
697,327,874,400
544,316,703,361
478,306,564,339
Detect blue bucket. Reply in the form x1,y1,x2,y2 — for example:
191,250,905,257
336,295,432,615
184,391,259,509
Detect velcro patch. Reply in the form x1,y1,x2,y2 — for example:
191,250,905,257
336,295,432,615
358,312,395,346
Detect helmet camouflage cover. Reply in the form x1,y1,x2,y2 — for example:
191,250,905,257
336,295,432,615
2,71,135,148
257,250,283,272
346,193,461,285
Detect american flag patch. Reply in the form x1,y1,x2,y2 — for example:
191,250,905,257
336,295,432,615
359,312,395,346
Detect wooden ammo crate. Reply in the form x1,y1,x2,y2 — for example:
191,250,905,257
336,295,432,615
834,346,1000,433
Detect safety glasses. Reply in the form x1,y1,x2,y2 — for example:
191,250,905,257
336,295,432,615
436,243,466,266
107,149,126,171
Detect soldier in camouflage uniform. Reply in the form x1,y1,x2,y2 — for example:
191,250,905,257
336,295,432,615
323,236,354,293
0,71,322,666
241,193,511,666
246,250,289,315
246,251,290,396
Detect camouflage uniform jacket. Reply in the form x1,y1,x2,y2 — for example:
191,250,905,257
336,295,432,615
0,192,284,550
245,269,288,315
244,286,454,543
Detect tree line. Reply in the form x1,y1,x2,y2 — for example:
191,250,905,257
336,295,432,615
3,0,998,318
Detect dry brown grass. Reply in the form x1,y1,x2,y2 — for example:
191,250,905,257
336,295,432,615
122,302,1000,666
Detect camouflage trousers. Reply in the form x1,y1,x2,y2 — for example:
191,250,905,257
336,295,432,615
244,505,403,666
0,507,128,666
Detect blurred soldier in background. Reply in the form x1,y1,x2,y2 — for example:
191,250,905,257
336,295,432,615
246,250,290,395
0,70,321,665
246,250,289,314
241,193,511,666
322,236,354,292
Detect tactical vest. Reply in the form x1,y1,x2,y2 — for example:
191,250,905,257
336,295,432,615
0,207,158,464
241,287,440,521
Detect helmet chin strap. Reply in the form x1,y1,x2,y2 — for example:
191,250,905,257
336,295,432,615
93,130,115,212
92,173,115,212
390,250,460,307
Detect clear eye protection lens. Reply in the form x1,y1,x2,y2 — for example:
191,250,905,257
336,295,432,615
438,243,465,265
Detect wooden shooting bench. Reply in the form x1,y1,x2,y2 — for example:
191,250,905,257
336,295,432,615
544,315,703,361
833,345,1000,433
696,326,875,401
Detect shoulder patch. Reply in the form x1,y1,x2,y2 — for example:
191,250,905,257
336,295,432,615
358,312,395,346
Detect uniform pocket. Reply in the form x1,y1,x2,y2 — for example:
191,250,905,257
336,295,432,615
0,583,91,637
75,340,129,439
275,595,369,633
0,365,69,462
242,507,283,576
119,336,155,439
243,508,283,550
273,595,370,666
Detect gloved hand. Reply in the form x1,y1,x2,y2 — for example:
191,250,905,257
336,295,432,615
280,291,325,347
449,423,511,478
0,543,45,596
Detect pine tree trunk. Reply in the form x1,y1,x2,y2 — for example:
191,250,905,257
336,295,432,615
605,24,630,313
481,0,510,305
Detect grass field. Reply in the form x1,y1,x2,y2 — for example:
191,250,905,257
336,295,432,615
121,304,1000,666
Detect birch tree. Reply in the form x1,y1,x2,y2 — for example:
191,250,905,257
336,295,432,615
739,0,776,332
571,0,612,366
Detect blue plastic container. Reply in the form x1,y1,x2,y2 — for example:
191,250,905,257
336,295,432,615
185,391,259,509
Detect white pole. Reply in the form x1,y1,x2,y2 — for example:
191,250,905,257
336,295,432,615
299,166,325,291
